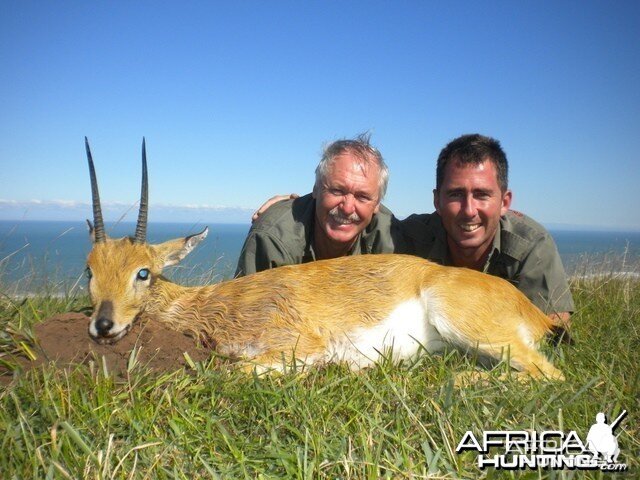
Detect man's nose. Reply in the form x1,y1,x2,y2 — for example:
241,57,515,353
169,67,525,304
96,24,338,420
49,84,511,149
339,193,356,214
462,195,478,217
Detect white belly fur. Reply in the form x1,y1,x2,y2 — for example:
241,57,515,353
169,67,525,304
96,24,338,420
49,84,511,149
326,294,446,369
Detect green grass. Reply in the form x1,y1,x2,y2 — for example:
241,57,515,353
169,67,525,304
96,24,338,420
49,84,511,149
1,266,639,478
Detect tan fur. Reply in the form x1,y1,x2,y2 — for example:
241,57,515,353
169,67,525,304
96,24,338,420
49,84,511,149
87,236,564,380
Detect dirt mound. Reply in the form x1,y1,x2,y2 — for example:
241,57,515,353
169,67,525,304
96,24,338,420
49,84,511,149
12,313,212,379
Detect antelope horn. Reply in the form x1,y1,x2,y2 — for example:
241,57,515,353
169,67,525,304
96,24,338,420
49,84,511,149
85,137,106,243
134,137,149,243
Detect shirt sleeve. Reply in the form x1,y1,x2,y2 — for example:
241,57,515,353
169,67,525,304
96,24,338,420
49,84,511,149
235,230,292,277
517,233,575,314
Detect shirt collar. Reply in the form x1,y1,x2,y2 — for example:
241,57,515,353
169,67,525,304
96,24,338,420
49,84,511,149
482,220,502,272
428,214,503,270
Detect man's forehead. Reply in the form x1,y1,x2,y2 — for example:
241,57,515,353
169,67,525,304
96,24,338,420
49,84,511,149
327,153,379,178
331,151,376,168
443,159,500,187
450,155,493,169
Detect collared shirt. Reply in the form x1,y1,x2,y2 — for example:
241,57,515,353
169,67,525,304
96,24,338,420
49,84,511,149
235,193,402,276
398,211,575,314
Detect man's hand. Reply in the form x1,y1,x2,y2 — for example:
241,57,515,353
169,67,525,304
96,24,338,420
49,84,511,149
252,194,300,222
548,311,571,329
548,312,573,345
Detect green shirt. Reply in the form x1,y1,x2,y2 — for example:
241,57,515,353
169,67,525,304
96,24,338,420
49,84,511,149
398,211,575,314
235,195,574,315
235,193,401,276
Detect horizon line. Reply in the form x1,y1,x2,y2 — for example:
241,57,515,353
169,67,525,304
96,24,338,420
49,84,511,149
1,217,639,233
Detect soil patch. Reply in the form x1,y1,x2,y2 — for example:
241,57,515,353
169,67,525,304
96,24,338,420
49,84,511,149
7,312,212,380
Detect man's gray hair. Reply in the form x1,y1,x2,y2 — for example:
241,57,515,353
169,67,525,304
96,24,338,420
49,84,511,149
314,133,389,200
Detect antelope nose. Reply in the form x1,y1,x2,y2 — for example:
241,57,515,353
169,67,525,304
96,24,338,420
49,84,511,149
95,300,114,336
95,317,114,336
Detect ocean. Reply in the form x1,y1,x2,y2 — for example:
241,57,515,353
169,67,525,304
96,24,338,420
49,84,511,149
1,220,639,294
0,221,249,293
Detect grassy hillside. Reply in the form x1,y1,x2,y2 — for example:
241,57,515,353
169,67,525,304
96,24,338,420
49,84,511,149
0,269,638,478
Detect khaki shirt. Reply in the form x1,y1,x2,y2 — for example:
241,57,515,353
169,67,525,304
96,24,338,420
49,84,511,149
398,211,575,314
235,193,402,276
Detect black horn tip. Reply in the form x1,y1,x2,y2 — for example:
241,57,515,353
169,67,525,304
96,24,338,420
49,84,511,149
85,138,93,158
134,136,149,244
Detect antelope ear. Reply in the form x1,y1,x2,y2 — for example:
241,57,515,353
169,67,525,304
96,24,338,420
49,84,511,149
86,219,96,243
155,227,209,267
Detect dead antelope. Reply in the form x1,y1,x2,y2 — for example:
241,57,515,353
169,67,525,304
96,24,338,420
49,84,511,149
84,138,564,380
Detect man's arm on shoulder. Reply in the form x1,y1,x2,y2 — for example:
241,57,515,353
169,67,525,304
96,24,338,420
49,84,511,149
251,194,299,222
235,229,292,277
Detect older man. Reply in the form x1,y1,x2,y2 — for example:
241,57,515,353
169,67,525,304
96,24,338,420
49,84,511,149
400,134,574,325
235,135,401,276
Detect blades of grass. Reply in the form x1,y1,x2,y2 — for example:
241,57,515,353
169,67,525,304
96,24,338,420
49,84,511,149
215,422,247,466
51,459,74,479
197,453,222,479
10,391,35,455
127,345,140,372
101,354,109,378
26,297,42,323
565,376,601,405
19,340,37,361
100,433,114,479
183,351,196,370
59,421,98,464
111,441,164,478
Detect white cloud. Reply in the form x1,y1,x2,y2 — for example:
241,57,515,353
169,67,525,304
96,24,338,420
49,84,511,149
0,199,253,223
0,199,87,210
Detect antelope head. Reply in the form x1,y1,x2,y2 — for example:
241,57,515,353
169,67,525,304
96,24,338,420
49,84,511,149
84,138,208,344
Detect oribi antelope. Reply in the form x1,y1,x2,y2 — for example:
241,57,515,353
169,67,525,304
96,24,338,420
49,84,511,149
84,139,564,380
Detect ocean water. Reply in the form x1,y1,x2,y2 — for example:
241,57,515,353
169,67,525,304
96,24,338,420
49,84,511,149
1,220,639,293
0,221,250,292
548,230,640,274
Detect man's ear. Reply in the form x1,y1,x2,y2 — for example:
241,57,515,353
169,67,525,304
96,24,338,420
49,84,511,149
501,190,513,216
433,189,440,214
154,227,209,267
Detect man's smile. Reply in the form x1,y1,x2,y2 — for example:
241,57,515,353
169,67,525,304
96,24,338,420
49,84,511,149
459,223,481,232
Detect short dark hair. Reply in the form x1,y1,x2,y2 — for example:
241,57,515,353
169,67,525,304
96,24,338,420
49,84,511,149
436,134,509,192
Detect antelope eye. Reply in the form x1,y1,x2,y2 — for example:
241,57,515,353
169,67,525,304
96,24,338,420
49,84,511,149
85,267,93,279
137,268,150,281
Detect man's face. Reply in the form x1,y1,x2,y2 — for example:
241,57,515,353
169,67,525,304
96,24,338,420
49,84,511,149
434,159,512,255
313,152,381,247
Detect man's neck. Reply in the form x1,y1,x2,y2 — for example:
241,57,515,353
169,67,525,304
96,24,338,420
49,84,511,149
312,225,357,260
446,237,493,271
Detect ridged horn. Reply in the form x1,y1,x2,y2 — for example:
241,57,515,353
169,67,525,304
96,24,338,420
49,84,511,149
133,137,149,243
85,137,106,243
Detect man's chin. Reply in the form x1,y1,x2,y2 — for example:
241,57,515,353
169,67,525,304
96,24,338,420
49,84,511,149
325,224,360,243
451,233,488,250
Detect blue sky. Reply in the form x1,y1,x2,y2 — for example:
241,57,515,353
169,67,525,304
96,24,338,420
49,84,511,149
1,1,639,230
